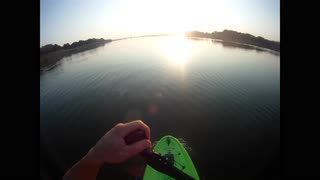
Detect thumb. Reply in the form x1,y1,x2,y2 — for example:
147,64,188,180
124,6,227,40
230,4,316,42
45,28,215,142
125,139,152,157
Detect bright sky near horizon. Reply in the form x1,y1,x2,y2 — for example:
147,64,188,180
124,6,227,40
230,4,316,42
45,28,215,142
40,0,280,46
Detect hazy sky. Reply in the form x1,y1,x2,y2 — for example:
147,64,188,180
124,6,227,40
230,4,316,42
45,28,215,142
40,0,280,46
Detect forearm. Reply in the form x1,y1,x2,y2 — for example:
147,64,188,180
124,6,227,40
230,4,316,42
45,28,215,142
63,153,104,180
62,120,151,180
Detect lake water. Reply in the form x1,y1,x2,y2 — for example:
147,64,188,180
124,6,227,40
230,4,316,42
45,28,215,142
40,36,280,179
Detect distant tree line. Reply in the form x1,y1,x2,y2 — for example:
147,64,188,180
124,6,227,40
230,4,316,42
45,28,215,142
185,30,280,52
40,38,112,72
40,38,111,55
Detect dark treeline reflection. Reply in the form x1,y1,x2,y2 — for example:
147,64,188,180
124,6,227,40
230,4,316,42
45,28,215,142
212,40,280,56
186,30,280,52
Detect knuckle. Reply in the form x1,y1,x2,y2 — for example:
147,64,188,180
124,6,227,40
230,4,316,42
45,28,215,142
146,125,150,130
114,123,124,131
115,123,124,127
136,120,143,124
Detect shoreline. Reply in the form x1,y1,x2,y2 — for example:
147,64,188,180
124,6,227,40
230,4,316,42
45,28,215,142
185,30,280,52
187,37,280,55
40,40,111,72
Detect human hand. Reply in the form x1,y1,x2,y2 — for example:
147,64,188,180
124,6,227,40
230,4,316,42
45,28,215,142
86,120,151,165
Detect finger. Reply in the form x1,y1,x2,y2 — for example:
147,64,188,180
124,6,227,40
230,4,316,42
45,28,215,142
125,139,152,157
118,120,151,139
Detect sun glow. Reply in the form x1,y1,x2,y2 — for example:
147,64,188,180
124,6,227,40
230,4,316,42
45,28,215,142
110,0,243,37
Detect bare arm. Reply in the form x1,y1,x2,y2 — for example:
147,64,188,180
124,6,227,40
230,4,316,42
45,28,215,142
63,120,151,180
62,154,103,180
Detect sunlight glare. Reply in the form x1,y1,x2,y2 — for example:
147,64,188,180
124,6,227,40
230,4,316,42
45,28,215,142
160,36,192,66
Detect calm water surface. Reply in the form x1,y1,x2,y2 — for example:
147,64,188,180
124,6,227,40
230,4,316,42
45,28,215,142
40,36,280,179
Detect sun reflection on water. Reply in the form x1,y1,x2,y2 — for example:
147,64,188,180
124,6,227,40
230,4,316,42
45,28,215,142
160,35,192,66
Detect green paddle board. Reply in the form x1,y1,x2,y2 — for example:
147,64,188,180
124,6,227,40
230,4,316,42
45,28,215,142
143,135,200,180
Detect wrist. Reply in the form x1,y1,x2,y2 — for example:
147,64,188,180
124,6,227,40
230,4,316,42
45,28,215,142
63,150,104,180
84,148,104,167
